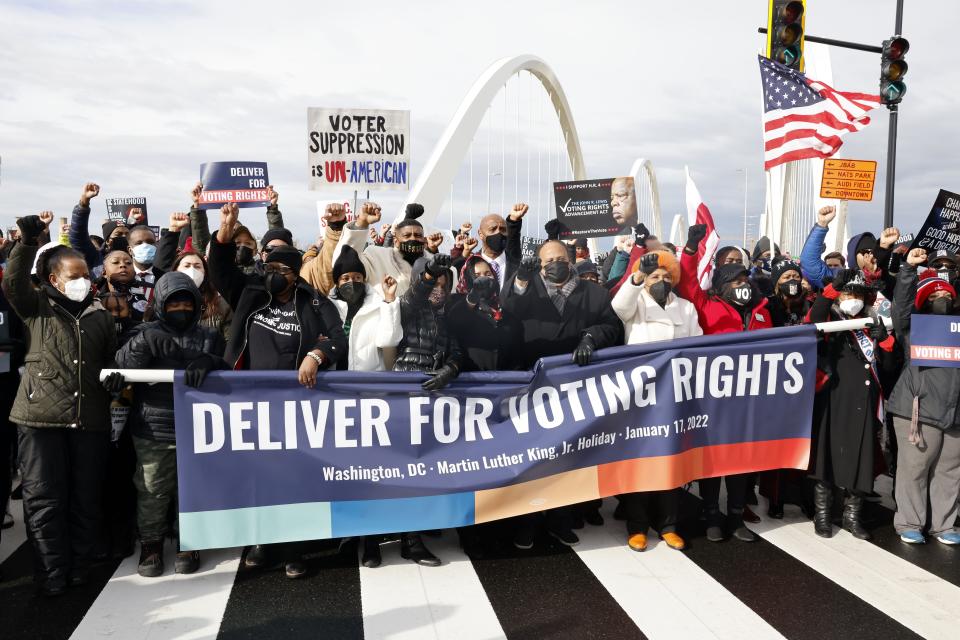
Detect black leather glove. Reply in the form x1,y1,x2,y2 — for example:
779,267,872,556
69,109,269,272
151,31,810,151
145,331,182,360
102,372,126,393
544,219,566,240
831,268,857,291
405,203,425,219
868,318,888,342
184,354,215,389
467,277,497,305
424,253,452,278
422,363,459,391
517,256,541,282
17,215,47,246
572,334,596,367
633,223,650,244
640,253,660,275
685,224,707,254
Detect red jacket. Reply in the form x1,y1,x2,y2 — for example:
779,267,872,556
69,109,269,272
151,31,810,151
677,250,772,335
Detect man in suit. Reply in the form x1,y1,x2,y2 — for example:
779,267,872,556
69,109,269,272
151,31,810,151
501,239,623,547
475,203,528,293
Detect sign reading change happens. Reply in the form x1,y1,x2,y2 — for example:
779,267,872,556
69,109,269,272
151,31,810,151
308,108,410,191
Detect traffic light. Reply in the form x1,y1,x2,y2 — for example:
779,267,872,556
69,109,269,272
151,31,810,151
766,1,806,71
880,36,909,105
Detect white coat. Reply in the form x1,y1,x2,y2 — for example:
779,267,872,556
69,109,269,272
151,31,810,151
611,279,702,345
329,284,402,372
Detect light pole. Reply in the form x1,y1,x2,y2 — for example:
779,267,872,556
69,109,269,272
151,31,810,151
736,168,748,247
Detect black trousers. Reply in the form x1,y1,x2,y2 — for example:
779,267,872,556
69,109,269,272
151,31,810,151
698,474,748,514
17,426,109,584
620,489,680,535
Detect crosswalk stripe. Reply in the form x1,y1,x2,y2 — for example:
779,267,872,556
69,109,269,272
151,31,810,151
69,545,241,640
679,489,923,640
358,532,506,640
749,498,960,640
572,501,785,640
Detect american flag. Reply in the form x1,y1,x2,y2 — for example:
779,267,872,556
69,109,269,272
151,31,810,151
760,55,881,171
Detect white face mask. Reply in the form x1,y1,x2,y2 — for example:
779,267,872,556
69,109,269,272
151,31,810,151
61,277,91,302
180,266,204,289
838,298,864,317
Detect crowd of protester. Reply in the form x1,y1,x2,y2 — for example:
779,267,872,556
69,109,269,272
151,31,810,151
1,181,958,597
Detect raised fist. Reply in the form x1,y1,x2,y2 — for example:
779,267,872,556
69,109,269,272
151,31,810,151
324,202,347,224
382,275,398,302
191,181,203,207
168,212,189,232
265,185,279,207
425,253,452,278
463,236,479,254
357,201,382,228
426,232,444,253
38,210,54,227
509,203,529,221
906,247,927,267
80,183,100,207
517,255,541,281
640,252,660,275
879,227,900,250
686,224,707,247
817,205,836,227
633,222,650,243
220,202,239,230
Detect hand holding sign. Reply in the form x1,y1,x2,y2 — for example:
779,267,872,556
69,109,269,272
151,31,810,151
907,248,928,266
509,203,529,222
266,185,279,207
817,206,836,228
80,183,100,207
169,212,189,232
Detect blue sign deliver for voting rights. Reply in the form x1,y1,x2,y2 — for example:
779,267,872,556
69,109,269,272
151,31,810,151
909,314,960,368
198,161,270,210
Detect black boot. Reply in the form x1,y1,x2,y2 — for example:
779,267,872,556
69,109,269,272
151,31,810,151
401,533,441,567
175,547,200,574
244,544,267,568
138,540,164,578
362,536,382,568
813,482,833,538
841,493,871,540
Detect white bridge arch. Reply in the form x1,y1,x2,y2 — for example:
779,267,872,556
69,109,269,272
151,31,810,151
397,55,587,226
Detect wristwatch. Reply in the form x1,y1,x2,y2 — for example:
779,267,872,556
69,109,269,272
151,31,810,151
306,352,324,366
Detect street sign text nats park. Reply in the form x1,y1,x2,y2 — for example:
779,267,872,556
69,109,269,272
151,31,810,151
819,158,877,202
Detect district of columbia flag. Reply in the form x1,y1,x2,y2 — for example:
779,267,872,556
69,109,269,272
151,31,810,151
759,55,881,171
684,166,720,292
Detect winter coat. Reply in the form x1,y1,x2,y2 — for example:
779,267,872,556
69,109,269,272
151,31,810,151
300,225,345,296
808,292,897,491
500,274,623,369
208,237,347,370
115,272,226,442
611,279,702,345
766,294,813,328
888,265,960,430
447,294,524,371
393,260,462,373
334,224,416,296
677,250,772,335
329,284,402,372
3,243,117,430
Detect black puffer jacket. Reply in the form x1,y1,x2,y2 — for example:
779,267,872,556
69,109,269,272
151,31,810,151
116,272,226,442
888,265,960,430
393,257,462,373
208,237,347,370
4,243,117,430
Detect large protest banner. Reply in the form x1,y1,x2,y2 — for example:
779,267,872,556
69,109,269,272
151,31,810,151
909,314,960,368
911,189,960,254
198,161,270,209
174,326,816,550
307,108,410,191
105,197,148,225
554,177,636,239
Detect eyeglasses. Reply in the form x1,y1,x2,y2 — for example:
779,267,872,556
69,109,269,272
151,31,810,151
264,264,293,276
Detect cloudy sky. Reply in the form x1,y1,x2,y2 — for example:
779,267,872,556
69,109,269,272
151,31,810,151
1,0,956,249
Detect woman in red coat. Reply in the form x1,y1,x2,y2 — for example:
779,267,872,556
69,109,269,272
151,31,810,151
676,224,772,543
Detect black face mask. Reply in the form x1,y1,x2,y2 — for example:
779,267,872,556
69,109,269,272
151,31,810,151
484,233,507,253
398,240,425,264
114,318,134,337
236,246,255,267
109,236,129,253
471,276,497,299
781,281,802,298
337,281,366,306
108,278,131,294
543,261,571,284
725,283,753,307
649,281,672,307
165,310,193,332
265,272,290,295
930,297,954,316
